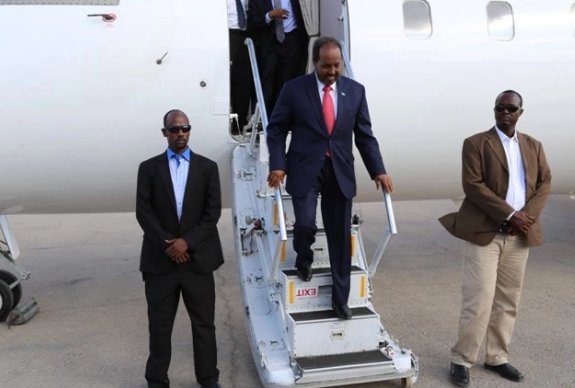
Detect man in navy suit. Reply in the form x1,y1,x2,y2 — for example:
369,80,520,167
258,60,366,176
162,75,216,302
136,109,223,388
267,37,393,319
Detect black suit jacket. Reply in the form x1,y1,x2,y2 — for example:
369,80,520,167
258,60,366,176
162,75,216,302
247,0,307,52
136,151,224,274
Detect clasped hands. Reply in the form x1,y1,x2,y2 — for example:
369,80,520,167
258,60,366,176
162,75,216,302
165,238,189,264
507,210,536,235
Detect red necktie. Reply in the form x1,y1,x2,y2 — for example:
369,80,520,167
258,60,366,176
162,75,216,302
322,85,335,135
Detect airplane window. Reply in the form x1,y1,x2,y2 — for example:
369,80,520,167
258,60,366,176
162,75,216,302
487,1,515,41
0,0,119,4
403,0,433,39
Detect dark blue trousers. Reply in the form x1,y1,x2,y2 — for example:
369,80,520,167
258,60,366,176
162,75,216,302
292,157,352,306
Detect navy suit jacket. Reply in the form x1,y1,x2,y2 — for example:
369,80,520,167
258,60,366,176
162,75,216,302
136,152,224,274
267,73,386,199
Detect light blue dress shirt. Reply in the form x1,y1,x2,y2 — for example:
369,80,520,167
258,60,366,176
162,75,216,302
166,147,191,221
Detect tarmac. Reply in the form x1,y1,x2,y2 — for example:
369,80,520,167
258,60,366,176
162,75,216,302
0,196,573,388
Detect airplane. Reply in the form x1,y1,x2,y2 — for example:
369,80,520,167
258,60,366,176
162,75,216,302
1,0,574,386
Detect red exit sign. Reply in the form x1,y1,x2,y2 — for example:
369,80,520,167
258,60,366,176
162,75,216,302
296,287,319,298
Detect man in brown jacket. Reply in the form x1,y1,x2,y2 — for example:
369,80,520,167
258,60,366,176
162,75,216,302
439,90,551,387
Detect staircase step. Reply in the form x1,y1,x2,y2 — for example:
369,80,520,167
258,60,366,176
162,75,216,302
283,266,333,277
280,266,370,313
296,349,390,370
294,349,401,385
287,307,381,357
290,306,373,322
283,265,363,278
276,231,364,270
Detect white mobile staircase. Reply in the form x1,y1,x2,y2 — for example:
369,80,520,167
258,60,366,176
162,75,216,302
229,38,418,387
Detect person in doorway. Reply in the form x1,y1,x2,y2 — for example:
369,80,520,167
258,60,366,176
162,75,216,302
247,0,308,114
228,0,254,135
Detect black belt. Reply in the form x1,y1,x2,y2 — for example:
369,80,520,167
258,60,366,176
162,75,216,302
498,221,511,234
229,29,248,36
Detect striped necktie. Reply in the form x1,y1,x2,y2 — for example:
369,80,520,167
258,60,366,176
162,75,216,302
273,0,285,43
235,0,246,29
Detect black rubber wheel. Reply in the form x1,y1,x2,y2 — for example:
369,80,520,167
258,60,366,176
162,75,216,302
401,377,415,387
0,279,14,322
0,270,22,308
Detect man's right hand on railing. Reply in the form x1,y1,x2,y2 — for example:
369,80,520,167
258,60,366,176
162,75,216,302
267,170,286,188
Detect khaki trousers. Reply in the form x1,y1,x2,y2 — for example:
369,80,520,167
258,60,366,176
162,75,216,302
452,234,529,367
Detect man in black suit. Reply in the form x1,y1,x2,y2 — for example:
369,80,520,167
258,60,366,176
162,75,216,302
228,0,254,134
248,0,308,114
136,109,223,388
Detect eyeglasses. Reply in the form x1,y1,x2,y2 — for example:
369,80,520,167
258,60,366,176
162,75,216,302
494,104,520,113
165,125,191,134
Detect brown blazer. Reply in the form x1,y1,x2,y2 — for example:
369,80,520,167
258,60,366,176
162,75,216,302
439,127,551,247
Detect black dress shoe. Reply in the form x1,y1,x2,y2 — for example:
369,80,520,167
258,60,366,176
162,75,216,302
201,382,221,388
450,362,469,387
484,363,524,382
296,266,312,282
332,303,352,320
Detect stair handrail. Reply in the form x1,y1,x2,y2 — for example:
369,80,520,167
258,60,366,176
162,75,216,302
340,42,398,276
270,189,288,281
244,37,288,281
368,192,398,277
244,38,268,158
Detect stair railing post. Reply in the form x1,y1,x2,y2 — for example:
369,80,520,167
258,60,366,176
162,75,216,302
368,192,398,277
244,38,269,161
271,188,288,281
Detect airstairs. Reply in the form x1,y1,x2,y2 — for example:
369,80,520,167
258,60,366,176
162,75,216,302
228,39,419,387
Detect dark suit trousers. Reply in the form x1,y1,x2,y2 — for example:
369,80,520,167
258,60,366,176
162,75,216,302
292,157,352,306
144,270,219,387
261,29,306,114
229,29,254,130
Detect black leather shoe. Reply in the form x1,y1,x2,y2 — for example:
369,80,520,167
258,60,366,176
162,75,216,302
201,382,221,388
484,363,524,382
296,266,312,282
450,363,469,387
332,303,352,320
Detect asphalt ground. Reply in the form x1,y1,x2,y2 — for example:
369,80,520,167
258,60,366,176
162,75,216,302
1,196,573,388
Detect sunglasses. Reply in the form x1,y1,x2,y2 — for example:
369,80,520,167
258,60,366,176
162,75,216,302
165,125,191,134
494,104,520,113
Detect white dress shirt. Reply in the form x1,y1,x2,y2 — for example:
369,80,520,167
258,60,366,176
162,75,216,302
227,0,249,30
266,0,297,33
495,126,526,217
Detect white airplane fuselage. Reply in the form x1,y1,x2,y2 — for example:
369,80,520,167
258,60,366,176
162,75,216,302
1,0,573,215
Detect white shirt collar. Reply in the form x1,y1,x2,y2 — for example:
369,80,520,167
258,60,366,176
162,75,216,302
495,125,519,142
315,73,337,94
